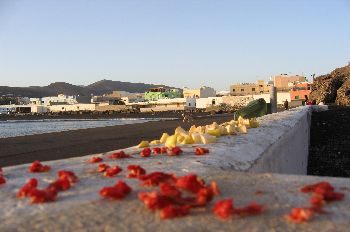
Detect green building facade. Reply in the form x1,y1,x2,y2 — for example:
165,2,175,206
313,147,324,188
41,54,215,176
144,88,182,101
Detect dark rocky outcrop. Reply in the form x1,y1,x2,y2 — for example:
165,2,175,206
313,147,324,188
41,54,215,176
310,64,350,105
336,79,350,106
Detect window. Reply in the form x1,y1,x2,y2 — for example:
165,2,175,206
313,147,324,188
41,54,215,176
295,96,299,99
252,88,256,91
259,85,263,87
232,89,236,92
212,99,216,105
241,89,244,92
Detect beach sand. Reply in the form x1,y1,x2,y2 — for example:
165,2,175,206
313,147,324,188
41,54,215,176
0,114,235,167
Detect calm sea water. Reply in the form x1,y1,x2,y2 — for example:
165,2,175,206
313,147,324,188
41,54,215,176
0,118,157,138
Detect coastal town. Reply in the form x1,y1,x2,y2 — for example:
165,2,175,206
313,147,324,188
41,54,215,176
0,74,311,116
1,0,350,231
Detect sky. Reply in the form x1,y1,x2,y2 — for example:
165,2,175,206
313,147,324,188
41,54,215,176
0,0,349,91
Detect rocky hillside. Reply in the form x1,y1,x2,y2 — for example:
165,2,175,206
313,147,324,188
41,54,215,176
0,80,177,98
310,64,350,105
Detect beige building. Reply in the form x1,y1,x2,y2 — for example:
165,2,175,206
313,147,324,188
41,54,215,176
183,86,216,98
138,98,196,112
272,75,306,91
230,80,270,96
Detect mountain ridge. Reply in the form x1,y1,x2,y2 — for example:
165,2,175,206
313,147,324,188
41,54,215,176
0,80,178,98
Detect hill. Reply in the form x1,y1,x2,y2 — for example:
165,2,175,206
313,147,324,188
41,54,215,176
86,80,172,96
0,80,177,98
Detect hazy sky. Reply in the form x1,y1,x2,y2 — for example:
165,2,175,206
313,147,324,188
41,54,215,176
0,0,349,90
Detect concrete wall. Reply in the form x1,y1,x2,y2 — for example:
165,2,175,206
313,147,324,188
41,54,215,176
249,108,311,174
95,105,128,112
140,105,186,112
222,96,253,108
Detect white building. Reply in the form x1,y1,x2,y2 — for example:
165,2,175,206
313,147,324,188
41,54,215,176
30,94,78,106
251,92,291,104
121,94,144,104
138,98,196,112
0,105,48,114
0,105,16,114
48,104,96,113
196,97,224,109
183,86,216,98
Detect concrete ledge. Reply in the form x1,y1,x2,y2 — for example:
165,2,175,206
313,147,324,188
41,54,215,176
3,105,347,232
158,105,326,175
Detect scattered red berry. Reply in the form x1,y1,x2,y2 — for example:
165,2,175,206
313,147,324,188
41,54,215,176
196,187,215,206
108,151,130,159
160,183,182,199
127,165,146,178
152,147,162,155
287,207,314,223
301,181,334,193
139,172,177,187
47,177,71,192
99,181,132,200
213,199,234,219
58,170,79,183
176,174,206,194
160,205,191,219
17,178,38,198
28,188,57,203
233,202,264,216
195,147,209,155
138,191,173,210
104,166,123,177
28,160,51,173
89,157,103,163
140,148,152,157
309,194,326,210
314,188,344,202
167,147,183,156
0,175,6,185
97,163,110,173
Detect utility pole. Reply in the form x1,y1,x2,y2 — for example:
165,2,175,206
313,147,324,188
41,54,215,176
270,84,277,113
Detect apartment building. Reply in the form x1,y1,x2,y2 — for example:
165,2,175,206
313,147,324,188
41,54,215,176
230,80,270,96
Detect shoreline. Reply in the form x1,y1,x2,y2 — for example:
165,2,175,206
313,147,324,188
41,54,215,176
0,113,235,167
0,111,215,121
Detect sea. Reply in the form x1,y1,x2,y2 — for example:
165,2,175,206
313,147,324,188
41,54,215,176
0,118,158,138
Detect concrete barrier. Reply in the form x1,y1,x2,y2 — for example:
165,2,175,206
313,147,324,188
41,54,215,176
4,105,347,232
166,105,327,175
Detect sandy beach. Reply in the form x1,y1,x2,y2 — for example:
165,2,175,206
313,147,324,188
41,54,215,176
0,113,235,167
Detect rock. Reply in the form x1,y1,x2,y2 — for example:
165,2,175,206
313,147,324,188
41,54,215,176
310,64,350,105
336,79,350,106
